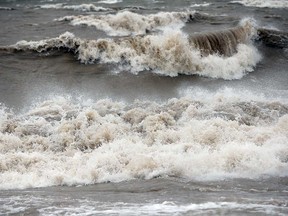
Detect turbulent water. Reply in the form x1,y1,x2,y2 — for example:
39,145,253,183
0,0,288,215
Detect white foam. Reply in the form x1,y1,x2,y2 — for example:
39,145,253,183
190,3,211,7
98,0,123,4
196,43,261,79
231,0,288,8
1,195,287,215
39,3,110,12
0,7,14,10
37,201,287,215
56,11,193,36
0,91,287,189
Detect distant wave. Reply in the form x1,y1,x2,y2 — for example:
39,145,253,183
55,11,240,36
56,11,195,36
0,20,261,80
190,3,211,8
0,92,287,189
231,0,288,8
98,0,123,4
38,3,110,12
0,6,15,10
37,3,153,13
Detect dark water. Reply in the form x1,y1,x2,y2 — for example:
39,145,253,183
0,0,288,215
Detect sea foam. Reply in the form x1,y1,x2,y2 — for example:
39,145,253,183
0,91,287,189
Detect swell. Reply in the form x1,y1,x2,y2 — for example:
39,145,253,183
257,28,288,48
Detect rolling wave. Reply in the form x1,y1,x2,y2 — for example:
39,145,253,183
0,19,262,79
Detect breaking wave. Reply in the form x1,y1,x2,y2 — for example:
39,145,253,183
231,0,288,8
0,90,287,189
0,20,261,80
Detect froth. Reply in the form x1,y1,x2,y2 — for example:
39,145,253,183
0,94,287,189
